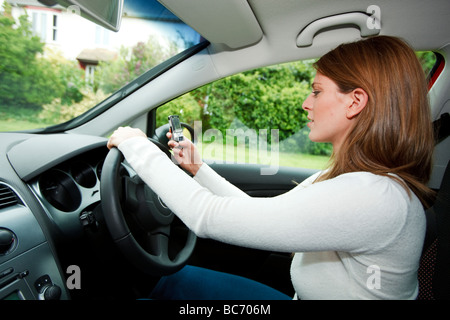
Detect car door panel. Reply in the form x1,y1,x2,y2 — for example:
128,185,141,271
209,163,318,196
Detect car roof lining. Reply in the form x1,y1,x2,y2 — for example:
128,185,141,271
159,0,450,54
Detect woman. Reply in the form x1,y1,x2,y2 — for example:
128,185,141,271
107,35,435,299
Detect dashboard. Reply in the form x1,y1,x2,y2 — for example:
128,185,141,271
0,132,110,300
28,146,107,238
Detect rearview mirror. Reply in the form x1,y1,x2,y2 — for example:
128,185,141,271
50,0,123,32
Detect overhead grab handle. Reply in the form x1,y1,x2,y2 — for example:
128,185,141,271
296,12,381,47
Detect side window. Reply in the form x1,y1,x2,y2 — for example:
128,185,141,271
416,51,437,77
156,59,331,170
156,53,437,171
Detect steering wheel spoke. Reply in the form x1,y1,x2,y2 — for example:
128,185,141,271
143,228,170,255
149,233,172,263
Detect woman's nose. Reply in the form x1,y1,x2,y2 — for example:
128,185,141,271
302,94,313,111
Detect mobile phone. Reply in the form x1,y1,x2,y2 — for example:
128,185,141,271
168,115,184,142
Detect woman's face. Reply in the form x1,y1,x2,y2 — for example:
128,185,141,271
302,72,355,152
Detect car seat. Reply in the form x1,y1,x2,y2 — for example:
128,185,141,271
417,159,450,299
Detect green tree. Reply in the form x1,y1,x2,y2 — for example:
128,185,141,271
416,51,437,76
204,60,332,154
96,36,179,94
156,92,202,128
0,3,84,116
0,3,60,109
43,48,85,106
157,60,332,155
205,61,314,140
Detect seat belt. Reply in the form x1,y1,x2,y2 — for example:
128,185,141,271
433,112,450,144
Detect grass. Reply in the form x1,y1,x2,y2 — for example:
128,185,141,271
199,141,330,170
278,151,330,169
0,119,49,131
0,106,51,132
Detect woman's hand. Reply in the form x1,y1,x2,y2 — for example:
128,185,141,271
107,126,147,149
167,131,203,176
107,126,203,176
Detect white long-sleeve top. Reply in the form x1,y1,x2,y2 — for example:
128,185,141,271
118,137,426,300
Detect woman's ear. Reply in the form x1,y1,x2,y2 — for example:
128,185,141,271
346,88,368,119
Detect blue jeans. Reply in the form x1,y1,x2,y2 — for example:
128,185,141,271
149,265,292,300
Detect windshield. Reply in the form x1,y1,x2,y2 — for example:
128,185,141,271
0,0,201,132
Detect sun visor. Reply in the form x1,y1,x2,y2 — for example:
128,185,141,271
158,0,263,49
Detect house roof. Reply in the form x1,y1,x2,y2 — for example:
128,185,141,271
7,0,63,9
76,48,117,65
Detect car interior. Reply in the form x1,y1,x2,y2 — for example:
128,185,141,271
0,0,449,301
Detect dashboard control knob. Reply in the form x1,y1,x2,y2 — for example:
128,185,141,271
43,285,62,300
0,228,15,255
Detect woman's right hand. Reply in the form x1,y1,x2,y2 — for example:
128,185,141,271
167,131,203,176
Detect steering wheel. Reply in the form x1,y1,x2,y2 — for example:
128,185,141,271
100,138,196,276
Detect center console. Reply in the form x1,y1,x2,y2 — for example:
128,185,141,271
0,182,69,300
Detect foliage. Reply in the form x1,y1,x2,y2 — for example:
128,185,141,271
39,89,107,124
156,93,203,128
216,61,331,155
96,37,179,94
206,61,314,140
44,48,85,105
0,3,85,111
158,60,331,155
416,51,437,76
0,3,52,108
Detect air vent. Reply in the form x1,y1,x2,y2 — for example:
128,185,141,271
0,183,23,210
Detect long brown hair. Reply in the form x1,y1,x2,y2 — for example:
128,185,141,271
314,35,435,208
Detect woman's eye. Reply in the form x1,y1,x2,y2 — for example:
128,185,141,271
312,91,320,96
